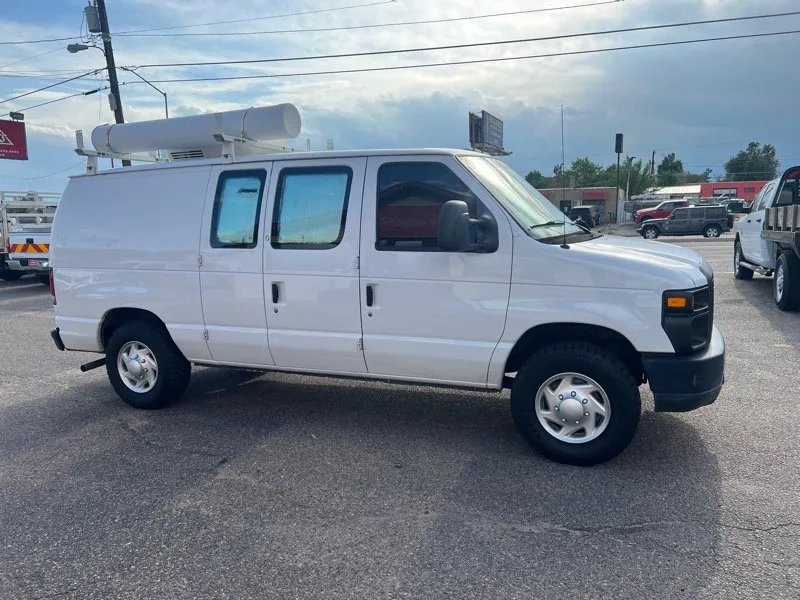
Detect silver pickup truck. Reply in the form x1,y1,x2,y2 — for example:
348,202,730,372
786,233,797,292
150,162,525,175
734,165,800,311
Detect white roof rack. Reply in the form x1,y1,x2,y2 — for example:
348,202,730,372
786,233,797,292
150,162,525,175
75,103,302,174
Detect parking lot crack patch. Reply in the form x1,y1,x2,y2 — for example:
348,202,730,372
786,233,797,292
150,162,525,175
720,522,800,534
119,419,226,464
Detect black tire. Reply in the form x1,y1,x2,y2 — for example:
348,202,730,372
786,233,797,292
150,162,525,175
733,239,753,280
105,320,191,409
642,226,659,240
703,224,721,238
774,252,800,312
36,274,50,285
510,342,641,466
0,270,24,281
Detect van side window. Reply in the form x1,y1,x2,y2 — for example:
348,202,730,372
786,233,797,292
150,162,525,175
210,170,267,249
271,167,352,249
376,162,478,251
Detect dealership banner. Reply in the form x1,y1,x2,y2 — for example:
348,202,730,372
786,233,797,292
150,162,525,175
0,119,28,160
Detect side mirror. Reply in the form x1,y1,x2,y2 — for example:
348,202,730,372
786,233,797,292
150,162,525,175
742,206,752,214
438,200,498,252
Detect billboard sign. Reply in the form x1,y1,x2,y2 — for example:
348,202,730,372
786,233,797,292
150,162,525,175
481,110,503,150
468,112,481,147
0,119,28,161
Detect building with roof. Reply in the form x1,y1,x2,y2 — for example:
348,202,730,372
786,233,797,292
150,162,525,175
537,186,623,224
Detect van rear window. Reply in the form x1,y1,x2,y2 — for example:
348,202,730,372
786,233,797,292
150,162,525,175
210,170,267,249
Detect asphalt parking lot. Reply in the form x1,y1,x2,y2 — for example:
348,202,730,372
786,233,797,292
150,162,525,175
1,240,798,600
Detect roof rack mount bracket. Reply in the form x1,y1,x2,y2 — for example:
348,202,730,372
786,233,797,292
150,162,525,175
73,129,166,174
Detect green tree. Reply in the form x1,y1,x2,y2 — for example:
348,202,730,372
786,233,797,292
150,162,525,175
657,153,684,186
724,142,779,181
605,158,654,198
525,170,550,189
683,168,713,183
569,157,605,187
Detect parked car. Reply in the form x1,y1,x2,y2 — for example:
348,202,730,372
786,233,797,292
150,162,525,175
569,205,598,229
634,199,690,224
638,205,733,239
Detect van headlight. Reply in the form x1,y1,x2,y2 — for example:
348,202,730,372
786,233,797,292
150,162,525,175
661,283,714,354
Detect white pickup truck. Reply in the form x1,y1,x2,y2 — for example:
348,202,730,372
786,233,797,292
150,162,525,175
0,191,60,283
48,106,725,466
733,166,800,310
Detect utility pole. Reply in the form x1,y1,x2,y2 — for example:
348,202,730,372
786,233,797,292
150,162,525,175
651,150,656,176
94,0,129,165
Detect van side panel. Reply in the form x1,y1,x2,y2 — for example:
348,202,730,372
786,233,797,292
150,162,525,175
51,167,213,360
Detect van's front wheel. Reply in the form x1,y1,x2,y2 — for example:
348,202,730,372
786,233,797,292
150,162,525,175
510,343,641,466
106,320,191,409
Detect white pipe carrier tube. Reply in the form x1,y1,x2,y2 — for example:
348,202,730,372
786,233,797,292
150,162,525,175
90,103,302,154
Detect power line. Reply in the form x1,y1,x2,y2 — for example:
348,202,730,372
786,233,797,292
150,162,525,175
0,47,65,70
138,29,800,84
0,86,108,118
115,0,394,35
0,69,104,105
5,29,799,117
0,35,79,47
133,10,800,69
0,160,85,181
117,0,623,38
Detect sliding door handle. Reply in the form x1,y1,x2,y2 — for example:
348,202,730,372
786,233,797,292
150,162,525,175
366,285,374,307
271,283,280,304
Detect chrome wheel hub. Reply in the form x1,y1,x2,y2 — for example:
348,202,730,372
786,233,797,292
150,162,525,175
118,341,158,393
776,264,785,301
535,372,611,444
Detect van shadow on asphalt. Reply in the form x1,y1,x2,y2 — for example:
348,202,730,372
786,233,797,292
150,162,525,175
1,366,721,598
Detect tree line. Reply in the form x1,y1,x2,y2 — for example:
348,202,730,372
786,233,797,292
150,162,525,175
525,142,780,197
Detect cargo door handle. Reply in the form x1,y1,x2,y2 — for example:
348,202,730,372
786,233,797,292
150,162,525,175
756,219,762,223
366,285,374,307
271,283,280,304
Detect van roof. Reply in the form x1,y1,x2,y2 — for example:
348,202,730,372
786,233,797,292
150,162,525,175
69,147,490,179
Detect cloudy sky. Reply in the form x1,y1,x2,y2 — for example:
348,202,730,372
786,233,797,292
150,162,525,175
1,0,799,192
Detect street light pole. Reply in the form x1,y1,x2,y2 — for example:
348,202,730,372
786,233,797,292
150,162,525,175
121,67,169,119
626,156,636,203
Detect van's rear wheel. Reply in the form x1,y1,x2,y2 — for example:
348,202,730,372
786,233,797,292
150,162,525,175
510,342,641,466
774,252,800,311
106,320,191,409
703,225,721,238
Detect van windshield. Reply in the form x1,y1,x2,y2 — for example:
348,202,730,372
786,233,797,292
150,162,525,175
459,155,585,241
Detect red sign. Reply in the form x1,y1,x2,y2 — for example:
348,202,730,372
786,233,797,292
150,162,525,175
0,119,28,160
582,190,606,200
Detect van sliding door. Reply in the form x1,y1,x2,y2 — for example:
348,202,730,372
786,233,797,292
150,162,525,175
198,163,275,366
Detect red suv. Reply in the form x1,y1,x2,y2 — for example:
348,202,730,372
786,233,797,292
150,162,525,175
634,199,689,224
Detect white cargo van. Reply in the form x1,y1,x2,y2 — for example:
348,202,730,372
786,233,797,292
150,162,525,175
49,106,725,465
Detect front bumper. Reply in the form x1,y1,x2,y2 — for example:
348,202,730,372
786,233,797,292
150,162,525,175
642,325,725,412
